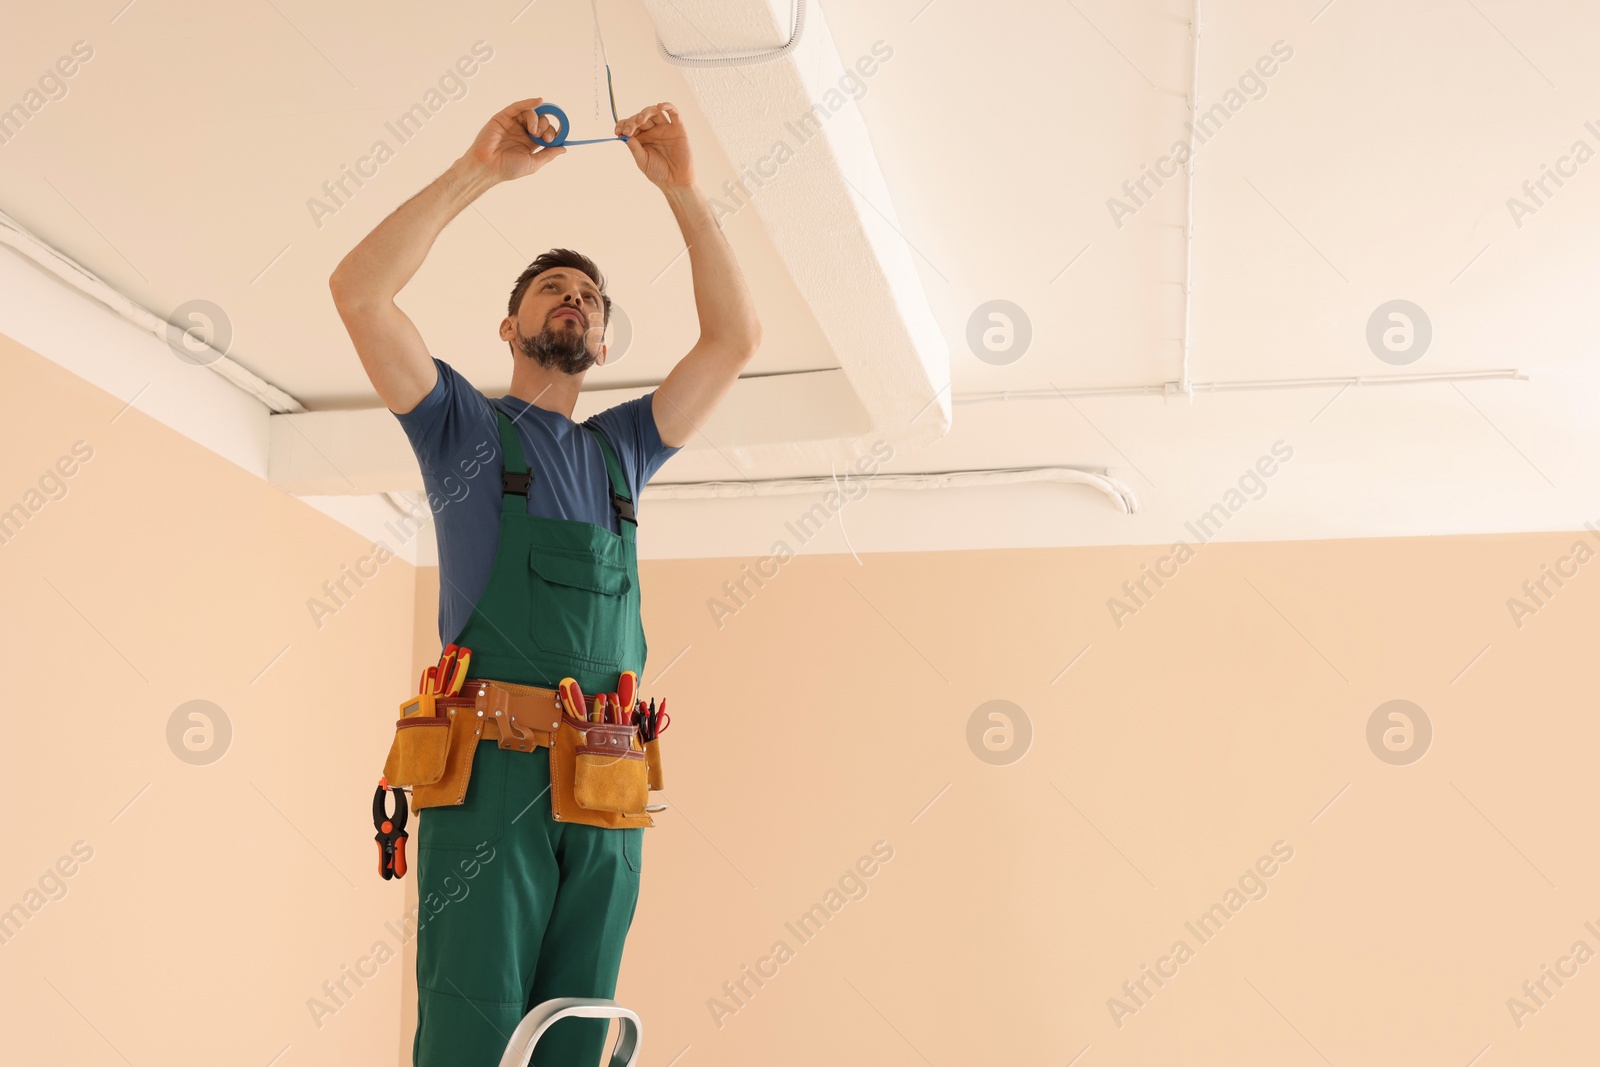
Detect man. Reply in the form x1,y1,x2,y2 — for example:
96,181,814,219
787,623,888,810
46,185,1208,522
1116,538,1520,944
329,98,760,1065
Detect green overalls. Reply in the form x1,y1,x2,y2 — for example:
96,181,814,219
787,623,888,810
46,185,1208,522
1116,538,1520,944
412,408,647,1067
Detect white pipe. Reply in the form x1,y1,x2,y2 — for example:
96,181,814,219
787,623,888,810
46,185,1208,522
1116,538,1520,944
655,0,806,68
0,207,304,414
955,368,1528,404
1176,0,1201,401
644,465,1139,514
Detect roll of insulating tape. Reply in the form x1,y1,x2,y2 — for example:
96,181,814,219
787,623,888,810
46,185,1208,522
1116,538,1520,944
529,103,628,148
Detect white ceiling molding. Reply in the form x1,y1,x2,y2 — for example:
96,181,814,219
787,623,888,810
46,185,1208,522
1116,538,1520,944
0,231,442,563
0,207,302,414
0,236,272,478
955,368,1529,403
640,0,953,451
645,466,1140,514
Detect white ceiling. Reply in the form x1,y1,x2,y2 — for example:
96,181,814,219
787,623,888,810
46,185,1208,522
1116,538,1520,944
4,0,1599,562
0,0,843,399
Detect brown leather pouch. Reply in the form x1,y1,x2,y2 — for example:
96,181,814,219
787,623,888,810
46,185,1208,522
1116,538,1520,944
549,712,652,828
410,696,492,809
573,721,648,814
382,693,450,788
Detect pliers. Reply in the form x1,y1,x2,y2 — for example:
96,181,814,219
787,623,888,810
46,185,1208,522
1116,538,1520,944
373,777,409,880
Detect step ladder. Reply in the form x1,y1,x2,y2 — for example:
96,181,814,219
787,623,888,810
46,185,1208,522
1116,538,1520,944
496,997,642,1067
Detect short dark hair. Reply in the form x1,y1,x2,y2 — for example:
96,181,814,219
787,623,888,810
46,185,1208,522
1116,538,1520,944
508,248,611,328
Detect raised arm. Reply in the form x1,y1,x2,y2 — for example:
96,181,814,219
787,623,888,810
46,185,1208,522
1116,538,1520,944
328,98,566,414
616,103,763,449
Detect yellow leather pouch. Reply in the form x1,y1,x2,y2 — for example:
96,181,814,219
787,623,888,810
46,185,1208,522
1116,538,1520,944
548,712,652,828
644,737,665,791
382,693,450,788
573,721,648,814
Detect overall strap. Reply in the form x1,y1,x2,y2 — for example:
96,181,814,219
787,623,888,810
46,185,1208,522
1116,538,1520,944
582,423,637,530
494,408,532,516
494,406,636,532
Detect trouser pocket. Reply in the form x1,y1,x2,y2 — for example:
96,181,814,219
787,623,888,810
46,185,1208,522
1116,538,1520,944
622,827,643,874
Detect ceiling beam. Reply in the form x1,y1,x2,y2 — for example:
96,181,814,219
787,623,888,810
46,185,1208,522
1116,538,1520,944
641,0,952,450
268,368,870,495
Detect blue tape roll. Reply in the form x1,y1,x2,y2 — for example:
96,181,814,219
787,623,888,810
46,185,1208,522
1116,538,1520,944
531,102,628,148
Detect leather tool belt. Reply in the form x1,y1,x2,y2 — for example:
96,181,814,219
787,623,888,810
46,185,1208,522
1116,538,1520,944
382,678,660,830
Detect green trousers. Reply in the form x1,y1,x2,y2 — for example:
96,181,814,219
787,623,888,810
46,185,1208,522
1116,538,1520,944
412,741,643,1066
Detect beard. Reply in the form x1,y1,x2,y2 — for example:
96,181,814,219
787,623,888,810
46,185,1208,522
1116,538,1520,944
515,312,599,375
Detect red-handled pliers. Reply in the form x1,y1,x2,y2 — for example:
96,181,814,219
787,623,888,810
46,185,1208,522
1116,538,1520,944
374,777,409,880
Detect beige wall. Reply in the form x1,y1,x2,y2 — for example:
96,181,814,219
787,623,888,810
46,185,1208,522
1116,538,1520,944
1,335,422,1065
6,330,1597,1065
614,536,1599,1066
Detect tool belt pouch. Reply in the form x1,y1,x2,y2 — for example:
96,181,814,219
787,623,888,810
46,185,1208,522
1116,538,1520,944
569,718,648,815
549,714,652,829
382,693,451,788
644,737,665,791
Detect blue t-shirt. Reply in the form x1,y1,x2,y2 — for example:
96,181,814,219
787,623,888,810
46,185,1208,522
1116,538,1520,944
393,357,680,646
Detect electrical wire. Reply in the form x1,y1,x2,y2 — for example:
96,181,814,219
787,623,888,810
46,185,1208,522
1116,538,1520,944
591,0,621,126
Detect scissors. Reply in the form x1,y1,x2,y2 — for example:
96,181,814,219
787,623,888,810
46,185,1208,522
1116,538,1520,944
644,698,670,741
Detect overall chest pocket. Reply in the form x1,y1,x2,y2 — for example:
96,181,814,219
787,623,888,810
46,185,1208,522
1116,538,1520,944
527,533,633,671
